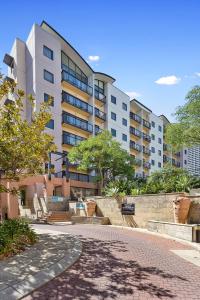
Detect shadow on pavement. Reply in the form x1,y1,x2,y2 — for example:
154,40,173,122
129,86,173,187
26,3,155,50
26,235,188,300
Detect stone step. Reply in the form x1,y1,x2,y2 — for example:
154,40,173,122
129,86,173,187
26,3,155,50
47,211,71,222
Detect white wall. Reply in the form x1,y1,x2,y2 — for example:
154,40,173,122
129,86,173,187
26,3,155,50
149,113,163,173
105,84,130,152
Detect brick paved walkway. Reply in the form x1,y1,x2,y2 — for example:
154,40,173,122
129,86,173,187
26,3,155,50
24,225,200,300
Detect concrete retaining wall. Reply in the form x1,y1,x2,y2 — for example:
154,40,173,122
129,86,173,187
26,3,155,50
92,193,200,228
148,220,199,242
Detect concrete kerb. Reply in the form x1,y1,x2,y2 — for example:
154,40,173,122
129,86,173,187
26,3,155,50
0,229,82,300
107,225,200,252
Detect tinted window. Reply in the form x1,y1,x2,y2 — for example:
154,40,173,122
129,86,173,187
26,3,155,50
122,102,127,111
46,119,54,129
151,134,155,140
44,93,54,106
122,118,127,126
158,150,161,156
151,160,155,165
111,112,116,121
151,147,155,153
122,134,127,142
158,137,162,144
151,121,155,128
111,128,116,137
158,162,161,168
111,95,116,104
43,45,54,60
44,70,54,83
158,125,162,132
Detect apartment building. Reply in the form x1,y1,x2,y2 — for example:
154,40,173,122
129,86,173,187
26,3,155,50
159,115,181,168
180,146,200,176
3,21,130,197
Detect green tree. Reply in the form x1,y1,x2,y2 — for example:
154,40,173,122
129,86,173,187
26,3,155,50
166,86,200,149
68,130,135,192
0,74,56,192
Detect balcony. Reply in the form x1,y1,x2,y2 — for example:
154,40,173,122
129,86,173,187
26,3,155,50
143,133,151,142
94,90,106,103
62,112,93,133
62,70,93,96
143,146,151,156
143,161,151,169
130,141,142,152
143,119,151,129
62,132,85,146
172,159,181,167
163,143,171,152
130,126,142,138
62,91,93,114
95,107,106,121
69,172,96,183
130,112,142,124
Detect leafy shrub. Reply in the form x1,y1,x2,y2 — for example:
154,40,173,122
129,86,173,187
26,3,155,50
0,218,37,257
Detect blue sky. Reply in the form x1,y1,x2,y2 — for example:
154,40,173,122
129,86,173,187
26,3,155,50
1,0,200,120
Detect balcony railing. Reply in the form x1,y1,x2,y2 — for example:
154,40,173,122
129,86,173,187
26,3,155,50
130,126,142,138
143,133,151,142
143,161,151,169
163,144,171,151
163,155,172,163
62,91,93,114
69,172,96,183
62,132,85,146
130,141,142,152
94,90,106,103
95,107,106,121
143,119,151,129
62,112,93,133
130,112,142,124
62,70,93,96
134,158,142,166
143,147,151,156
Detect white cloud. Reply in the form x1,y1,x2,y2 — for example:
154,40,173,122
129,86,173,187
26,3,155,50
195,72,200,77
155,75,181,85
88,55,100,62
126,91,141,99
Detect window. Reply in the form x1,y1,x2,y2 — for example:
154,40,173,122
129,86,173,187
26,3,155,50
158,150,162,156
158,162,161,168
151,160,155,166
111,128,116,137
46,119,54,129
151,121,155,128
158,137,162,144
122,102,127,111
184,160,187,165
44,70,54,83
43,45,54,60
184,149,187,154
158,125,162,132
151,134,155,140
111,112,116,121
151,147,155,153
44,93,54,106
122,134,127,142
111,95,116,104
122,118,127,126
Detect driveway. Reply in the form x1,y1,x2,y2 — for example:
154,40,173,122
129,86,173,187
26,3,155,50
24,224,200,300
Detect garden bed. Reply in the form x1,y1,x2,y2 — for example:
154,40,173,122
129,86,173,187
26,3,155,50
0,218,37,260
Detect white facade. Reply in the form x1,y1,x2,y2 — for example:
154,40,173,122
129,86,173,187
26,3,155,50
181,146,200,176
106,84,130,151
149,113,163,173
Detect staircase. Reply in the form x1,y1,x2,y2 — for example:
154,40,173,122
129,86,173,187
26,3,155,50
47,211,71,223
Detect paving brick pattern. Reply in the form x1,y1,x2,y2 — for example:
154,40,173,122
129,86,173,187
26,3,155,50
24,225,200,300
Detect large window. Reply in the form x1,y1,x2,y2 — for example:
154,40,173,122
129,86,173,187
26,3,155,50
44,70,54,83
95,79,104,95
61,52,88,84
62,112,93,133
62,132,85,146
43,45,54,60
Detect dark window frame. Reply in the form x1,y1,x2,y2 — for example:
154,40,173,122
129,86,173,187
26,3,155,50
43,45,54,60
44,69,54,83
